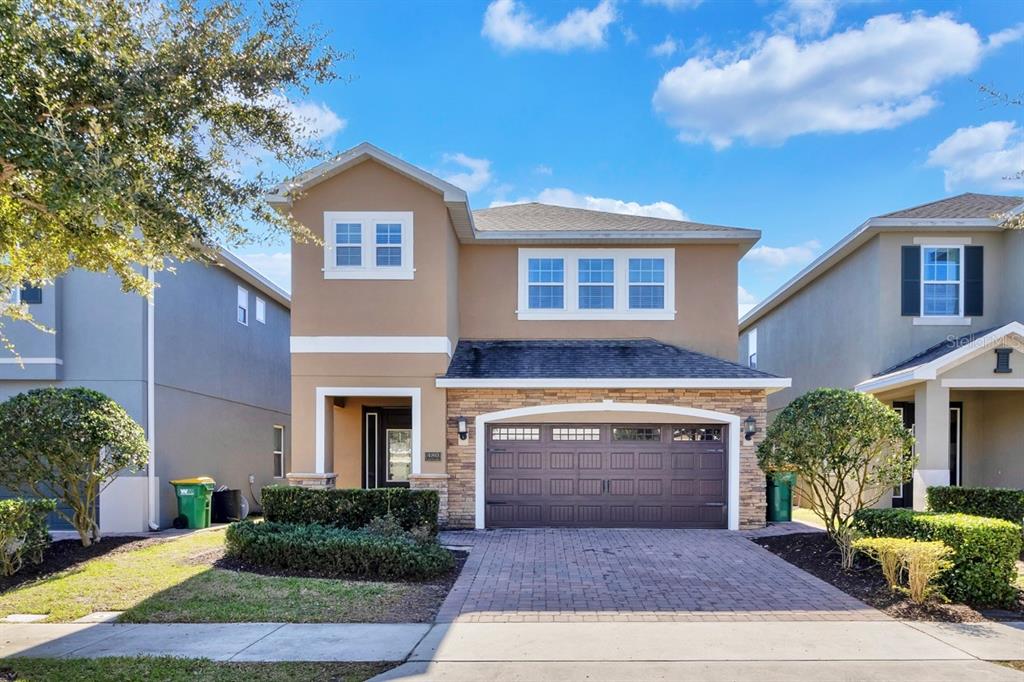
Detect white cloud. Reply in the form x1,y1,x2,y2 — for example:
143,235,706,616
649,36,678,57
985,23,1024,51
238,251,291,292
491,187,688,221
621,26,638,44
441,153,493,192
653,13,992,149
770,0,839,37
926,121,1024,192
482,0,618,52
643,0,702,10
533,164,553,176
744,240,821,268
269,95,346,141
738,285,759,317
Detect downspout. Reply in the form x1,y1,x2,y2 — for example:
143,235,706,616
147,267,159,530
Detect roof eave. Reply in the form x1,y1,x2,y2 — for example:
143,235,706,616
466,229,760,248
436,377,791,393
216,249,290,309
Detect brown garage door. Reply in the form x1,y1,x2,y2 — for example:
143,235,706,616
485,423,727,529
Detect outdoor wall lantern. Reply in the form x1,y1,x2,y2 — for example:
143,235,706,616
743,415,759,441
457,417,468,441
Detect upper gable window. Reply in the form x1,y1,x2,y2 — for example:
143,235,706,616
323,211,414,280
517,248,675,320
922,246,962,317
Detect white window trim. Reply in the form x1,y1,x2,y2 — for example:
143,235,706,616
516,248,675,321
255,297,266,324
323,211,414,280
919,245,964,319
237,285,249,326
273,425,286,479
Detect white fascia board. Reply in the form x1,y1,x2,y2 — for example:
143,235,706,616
471,230,760,243
436,377,792,391
217,249,291,308
855,369,921,394
292,336,453,356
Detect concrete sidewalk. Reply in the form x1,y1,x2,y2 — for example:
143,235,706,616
1,620,1022,680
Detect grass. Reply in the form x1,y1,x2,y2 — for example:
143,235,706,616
0,528,413,623
0,657,392,681
791,506,827,529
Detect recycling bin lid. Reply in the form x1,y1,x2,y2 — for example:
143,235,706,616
169,476,216,486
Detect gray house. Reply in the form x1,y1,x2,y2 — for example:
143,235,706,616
739,193,1023,511
1,252,290,531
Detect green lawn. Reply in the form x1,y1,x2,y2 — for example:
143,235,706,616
0,657,392,681
791,506,827,529
0,529,414,623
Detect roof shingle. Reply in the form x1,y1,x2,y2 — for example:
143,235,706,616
472,202,757,235
444,339,778,379
878,193,1022,220
876,325,1005,376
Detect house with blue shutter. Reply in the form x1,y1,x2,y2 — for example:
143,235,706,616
739,193,1024,510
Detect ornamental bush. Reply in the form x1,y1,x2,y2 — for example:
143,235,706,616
224,520,454,580
853,536,953,604
854,508,1021,606
927,486,1024,526
262,486,440,535
0,499,56,576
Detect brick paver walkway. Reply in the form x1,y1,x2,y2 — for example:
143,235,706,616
438,528,886,623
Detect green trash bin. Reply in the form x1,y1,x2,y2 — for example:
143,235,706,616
767,472,797,523
169,477,216,529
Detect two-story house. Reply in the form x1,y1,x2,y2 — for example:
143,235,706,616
1,252,291,531
271,143,789,531
739,193,1024,510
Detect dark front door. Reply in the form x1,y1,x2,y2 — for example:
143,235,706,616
484,423,727,529
892,402,915,507
363,408,412,488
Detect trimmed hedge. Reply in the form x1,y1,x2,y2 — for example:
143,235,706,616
0,498,56,576
927,486,1024,525
224,520,453,580
854,508,1022,606
262,486,440,535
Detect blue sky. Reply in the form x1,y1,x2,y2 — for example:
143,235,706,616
237,0,1024,315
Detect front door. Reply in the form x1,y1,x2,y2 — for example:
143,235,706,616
892,402,915,508
362,408,412,488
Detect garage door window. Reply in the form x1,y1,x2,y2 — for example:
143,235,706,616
612,427,661,441
552,427,601,441
673,426,723,441
490,426,541,441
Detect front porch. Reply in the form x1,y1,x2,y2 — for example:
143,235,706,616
857,322,1024,509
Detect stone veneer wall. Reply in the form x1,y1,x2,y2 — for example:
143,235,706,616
415,389,769,530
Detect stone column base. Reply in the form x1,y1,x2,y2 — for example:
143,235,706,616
286,472,338,489
409,473,450,527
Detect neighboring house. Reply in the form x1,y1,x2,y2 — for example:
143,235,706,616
0,252,291,531
271,142,789,531
739,193,1024,510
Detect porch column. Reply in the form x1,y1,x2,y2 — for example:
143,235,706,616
286,389,337,489
912,380,950,510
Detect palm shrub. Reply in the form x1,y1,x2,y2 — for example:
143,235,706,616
757,388,915,568
0,388,148,546
0,499,56,576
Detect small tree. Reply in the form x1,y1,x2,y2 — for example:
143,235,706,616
0,387,148,546
757,388,915,568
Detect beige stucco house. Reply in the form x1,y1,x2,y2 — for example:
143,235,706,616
270,142,789,531
739,193,1024,510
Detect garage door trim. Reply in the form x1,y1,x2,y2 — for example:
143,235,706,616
472,401,741,530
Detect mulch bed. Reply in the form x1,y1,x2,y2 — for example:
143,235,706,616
0,536,157,594
753,532,1024,622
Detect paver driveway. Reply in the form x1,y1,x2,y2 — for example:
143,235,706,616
437,528,885,623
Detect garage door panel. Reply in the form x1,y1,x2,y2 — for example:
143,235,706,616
486,423,727,529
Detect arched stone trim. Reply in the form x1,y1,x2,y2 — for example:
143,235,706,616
473,401,742,530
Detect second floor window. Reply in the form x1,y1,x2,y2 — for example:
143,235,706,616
578,258,614,309
237,286,249,325
323,211,414,280
922,246,961,316
528,258,564,309
628,258,665,309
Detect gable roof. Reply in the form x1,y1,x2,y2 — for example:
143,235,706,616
436,339,789,390
474,202,757,236
740,193,1024,331
855,321,1024,393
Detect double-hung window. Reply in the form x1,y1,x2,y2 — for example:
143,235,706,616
273,425,286,478
628,258,665,309
922,246,962,317
237,286,249,325
518,248,674,320
527,258,564,309
323,211,414,279
578,258,614,309
255,297,266,324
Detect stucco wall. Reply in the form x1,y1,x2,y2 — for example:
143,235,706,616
964,391,1024,489
332,396,412,488
435,388,768,530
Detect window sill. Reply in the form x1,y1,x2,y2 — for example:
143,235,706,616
912,316,972,326
517,310,677,321
324,268,415,280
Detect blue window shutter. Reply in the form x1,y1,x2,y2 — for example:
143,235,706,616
964,245,983,317
901,246,920,317
19,286,42,305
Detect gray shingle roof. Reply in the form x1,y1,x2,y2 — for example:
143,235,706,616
472,202,757,235
878,193,1022,220
444,339,778,379
876,325,1005,376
